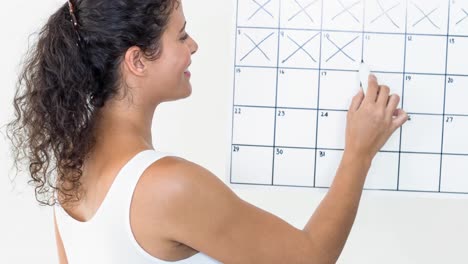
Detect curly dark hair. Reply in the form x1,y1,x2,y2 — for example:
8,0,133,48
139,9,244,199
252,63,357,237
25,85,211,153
7,0,177,206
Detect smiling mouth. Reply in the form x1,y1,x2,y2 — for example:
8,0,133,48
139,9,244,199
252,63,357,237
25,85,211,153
184,63,191,77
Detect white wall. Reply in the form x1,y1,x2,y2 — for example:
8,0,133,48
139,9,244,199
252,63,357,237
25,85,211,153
0,1,64,263
1,0,467,263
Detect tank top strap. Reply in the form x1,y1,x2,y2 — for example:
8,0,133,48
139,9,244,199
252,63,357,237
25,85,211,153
104,149,170,219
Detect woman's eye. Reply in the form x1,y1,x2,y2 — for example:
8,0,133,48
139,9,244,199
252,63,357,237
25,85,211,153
181,33,189,41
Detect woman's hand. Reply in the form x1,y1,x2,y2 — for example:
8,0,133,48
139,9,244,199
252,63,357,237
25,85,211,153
345,74,408,163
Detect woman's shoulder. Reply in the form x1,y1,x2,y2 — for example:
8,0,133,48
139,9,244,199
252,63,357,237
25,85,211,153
136,155,222,200
132,153,235,227
130,155,231,255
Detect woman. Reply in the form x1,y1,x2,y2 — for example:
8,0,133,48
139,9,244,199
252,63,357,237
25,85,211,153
8,0,408,263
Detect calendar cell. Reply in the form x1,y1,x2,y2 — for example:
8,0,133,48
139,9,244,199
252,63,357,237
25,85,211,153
450,2,468,36
399,153,441,192
322,0,364,31
279,29,321,68
315,149,343,188
319,70,360,110
447,36,468,75
236,28,278,67
237,0,280,28
406,0,449,36
405,35,447,74
364,152,399,190
440,154,468,193
400,114,443,153
273,147,316,187
445,75,468,116
234,67,277,107
443,115,468,155
231,145,273,184
275,108,317,148
321,31,362,71
363,33,405,73
232,106,276,146
280,0,322,30
277,68,319,108
402,74,445,114
364,0,406,34
316,110,347,150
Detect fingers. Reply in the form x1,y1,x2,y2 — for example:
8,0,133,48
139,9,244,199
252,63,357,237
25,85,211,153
349,88,365,112
353,75,407,132
376,85,390,106
364,74,379,102
391,109,409,131
386,94,400,115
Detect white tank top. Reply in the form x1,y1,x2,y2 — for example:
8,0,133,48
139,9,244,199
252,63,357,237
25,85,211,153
55,150,222,264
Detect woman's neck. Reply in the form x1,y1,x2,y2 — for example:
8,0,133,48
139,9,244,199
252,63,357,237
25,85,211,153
94,97,157,149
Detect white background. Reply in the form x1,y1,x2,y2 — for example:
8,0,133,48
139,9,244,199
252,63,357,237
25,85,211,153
1,0,468,263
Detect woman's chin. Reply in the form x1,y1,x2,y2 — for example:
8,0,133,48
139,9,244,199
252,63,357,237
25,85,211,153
166,86,193,102
179,84,192,99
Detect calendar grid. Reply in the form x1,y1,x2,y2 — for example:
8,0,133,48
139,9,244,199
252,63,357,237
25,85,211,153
232,143,468,157
271,0,282,186
438,0,452,192
235,25,463,37
229,0,241,184
230,0,468,194
396,0,409,191
233,105,468,118
360,0,366,61
312,0,325,187
233,64,468,77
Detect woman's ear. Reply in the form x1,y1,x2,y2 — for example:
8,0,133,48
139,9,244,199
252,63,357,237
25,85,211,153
123,46,146,76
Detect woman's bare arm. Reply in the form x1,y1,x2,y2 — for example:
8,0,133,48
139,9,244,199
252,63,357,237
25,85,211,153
302,75,408,262
138,76,407,264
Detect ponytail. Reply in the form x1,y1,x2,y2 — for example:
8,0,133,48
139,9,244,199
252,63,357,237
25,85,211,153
8,3,96,205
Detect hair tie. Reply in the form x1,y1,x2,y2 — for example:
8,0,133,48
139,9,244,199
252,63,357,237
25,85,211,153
67,0,81,45
68,1,79,27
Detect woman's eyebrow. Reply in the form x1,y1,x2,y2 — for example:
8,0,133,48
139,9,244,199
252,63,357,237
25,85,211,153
179,21,187,33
